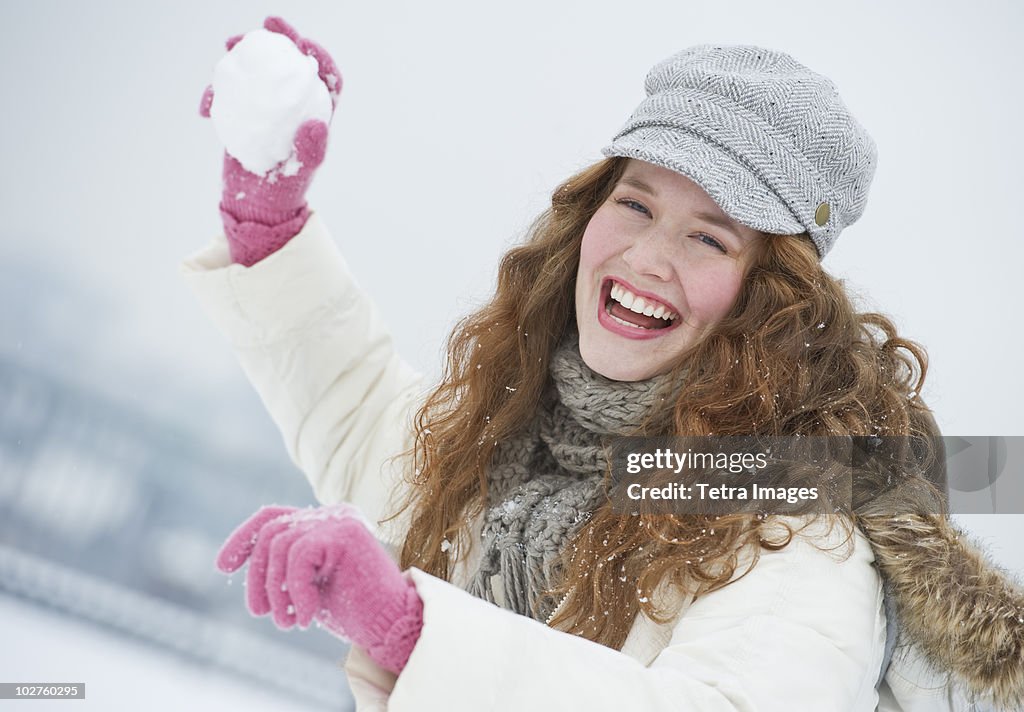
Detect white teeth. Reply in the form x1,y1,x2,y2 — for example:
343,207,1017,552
607,281,677,322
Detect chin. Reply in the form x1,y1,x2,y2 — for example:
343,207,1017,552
578,338,662,382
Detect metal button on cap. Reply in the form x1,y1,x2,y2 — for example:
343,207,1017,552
814,202,830,227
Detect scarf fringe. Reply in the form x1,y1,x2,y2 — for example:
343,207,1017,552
466,546,560,621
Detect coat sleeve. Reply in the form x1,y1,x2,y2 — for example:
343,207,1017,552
385,520,886,712
179,213,424,546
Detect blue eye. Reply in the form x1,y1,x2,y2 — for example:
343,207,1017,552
616,198,650,216
615,197,728,254
696,233,727,254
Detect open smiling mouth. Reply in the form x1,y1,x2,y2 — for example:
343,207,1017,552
600,278,680,334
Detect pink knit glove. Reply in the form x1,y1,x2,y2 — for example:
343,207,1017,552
216,505,424,676
199,17,342,267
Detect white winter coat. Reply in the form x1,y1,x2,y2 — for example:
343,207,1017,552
182,213,969,711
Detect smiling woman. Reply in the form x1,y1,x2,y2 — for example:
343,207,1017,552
183,17,1024,712
576,161,765,381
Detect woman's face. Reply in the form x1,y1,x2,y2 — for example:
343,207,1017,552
575,159,764,382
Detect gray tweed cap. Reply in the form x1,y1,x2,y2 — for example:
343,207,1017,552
603,45,877,258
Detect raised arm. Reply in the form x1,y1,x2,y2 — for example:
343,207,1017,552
185,18,423,545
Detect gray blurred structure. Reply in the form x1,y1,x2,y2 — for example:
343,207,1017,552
0,356,354,710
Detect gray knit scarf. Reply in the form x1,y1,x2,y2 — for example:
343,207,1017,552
465,327,672,622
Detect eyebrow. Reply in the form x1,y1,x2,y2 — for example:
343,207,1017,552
693,210,744,239
619,176,658,196
618,175,748,241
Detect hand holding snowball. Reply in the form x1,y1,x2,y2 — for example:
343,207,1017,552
216,504,424,676
200,17,341,266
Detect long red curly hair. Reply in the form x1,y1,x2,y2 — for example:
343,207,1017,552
387,156,936,649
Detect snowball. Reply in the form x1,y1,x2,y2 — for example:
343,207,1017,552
210,28,332,176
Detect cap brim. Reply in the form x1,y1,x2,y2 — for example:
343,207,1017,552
603,125,804,237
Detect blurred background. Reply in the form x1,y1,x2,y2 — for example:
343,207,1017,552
1,0,1022,709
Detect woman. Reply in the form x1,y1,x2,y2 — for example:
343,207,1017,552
188,17,1024,711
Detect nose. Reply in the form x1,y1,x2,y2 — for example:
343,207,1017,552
621,231,675,282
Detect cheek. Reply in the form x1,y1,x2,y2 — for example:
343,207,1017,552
577,208,624,278
685,268,746,325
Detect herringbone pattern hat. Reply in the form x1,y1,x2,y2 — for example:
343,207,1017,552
603,45,877,257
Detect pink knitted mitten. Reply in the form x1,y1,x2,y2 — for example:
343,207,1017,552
217,505,424,676
199,16,342,266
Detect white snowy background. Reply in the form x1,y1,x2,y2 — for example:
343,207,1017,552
1,0,1022,709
